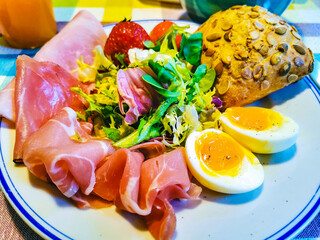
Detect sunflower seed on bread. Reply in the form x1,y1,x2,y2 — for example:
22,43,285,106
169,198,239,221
197,5,314,109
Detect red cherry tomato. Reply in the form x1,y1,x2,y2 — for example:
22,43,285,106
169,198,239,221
149,20,182,50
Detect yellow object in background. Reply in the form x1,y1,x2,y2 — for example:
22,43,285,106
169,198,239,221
52,0,182,23
0,0,57,48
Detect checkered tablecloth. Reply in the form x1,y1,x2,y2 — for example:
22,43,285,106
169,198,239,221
0,0,319,239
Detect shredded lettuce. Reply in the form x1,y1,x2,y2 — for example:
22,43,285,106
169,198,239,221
161,104,200,146
200,108,222,130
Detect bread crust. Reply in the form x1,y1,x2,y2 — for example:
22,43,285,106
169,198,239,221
197,5,314,109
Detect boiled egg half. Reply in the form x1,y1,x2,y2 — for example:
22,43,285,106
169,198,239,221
220,107,299,154
186,128,264,194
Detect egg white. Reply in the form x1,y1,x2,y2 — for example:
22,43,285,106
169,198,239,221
186,128,264,194
220,109,299,154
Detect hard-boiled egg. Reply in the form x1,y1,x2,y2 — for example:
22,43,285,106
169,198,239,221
220,107,299,154
186,128,264,194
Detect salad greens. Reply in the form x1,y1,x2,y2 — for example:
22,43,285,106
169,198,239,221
72,24,221,148
179,32,203,66
114,97,177,148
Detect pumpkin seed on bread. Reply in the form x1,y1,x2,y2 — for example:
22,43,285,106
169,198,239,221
197,5,314,109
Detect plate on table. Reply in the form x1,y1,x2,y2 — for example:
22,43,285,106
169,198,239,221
1,20,320,240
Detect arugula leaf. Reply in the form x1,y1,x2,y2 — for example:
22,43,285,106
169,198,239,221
142,75,180,98
141,73,163,88
193,64,207,83
115,53,127,67
103,127,121,142
143,40,156,49
148,60,173,84
76,112,86,121
137,117,148,134
113,97,177,148
179,32,203,65
198,68,216,92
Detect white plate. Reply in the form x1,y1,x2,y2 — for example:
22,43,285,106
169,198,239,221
1,20,320,240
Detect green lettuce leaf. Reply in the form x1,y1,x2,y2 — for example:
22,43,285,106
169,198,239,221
179,32,203,65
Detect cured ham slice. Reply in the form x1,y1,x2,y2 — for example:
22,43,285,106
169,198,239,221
94,148,144,202
146,183,202,240
22,107,115,197
94,147,202,240
141,150,202,240
0,10,107,122
71,191,112,209
117,67,161,124
34,10,107,74
129,141,167,159
0,80,15,122
14,55,85,160
72,141,165,208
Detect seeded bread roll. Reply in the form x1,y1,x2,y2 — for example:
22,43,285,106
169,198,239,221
197,5,314,109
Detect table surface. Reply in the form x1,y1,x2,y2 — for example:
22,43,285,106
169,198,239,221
0,0,319,239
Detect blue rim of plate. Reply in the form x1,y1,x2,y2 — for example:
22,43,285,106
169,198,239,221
0,20,319,240
0,120,71,240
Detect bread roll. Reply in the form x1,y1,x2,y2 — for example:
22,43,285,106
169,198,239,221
196,5,314,109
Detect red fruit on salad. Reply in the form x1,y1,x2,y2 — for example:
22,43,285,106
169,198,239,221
104,20,151,66
149,20,182,50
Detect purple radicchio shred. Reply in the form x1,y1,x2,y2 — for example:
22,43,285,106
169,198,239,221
211,96,223,109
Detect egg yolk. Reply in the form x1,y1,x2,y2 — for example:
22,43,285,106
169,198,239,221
195,131,244,177
224,107,283,131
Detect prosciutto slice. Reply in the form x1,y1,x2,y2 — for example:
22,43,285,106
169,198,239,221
130,141,167,159
146,184,200,240
22,107,115,197
33,10,107,74
0,81,15,122
0,10,107,122
94,147,202,240
141,154,202,240
117,67,161,124
13,55,85,160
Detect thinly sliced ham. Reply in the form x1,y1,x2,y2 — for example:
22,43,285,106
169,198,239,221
94,147,202,240
0,80,15,122
71,191,112,209
0,10,107,122
22,107,115,197
94,148,144,202
13,55,86,160
146,183,202,240
117,67,161,124
129,141,167,159
34,10,107,74
137,148,198,215
141,149,202,240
